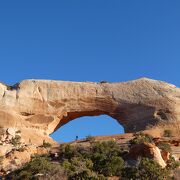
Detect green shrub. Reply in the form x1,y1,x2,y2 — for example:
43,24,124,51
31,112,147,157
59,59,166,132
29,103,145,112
102,156,124,176
11,135,21,147
138,158,170,180
15,170,33,180
62,157,94,178
24,157,52,174
166,156,180,170
39,165,67,180
8,139,179,180
85,135,95,142
70,169,106,180
90,141,124,176
157,141,172,152
163,129,172,137
12,156,66,180
62,157,106,180
41,140,52,148
12,157,51,179
99,81,108,84
122,167,139,179
129,133,153,146
59,144,79,160
59,141,125,177
16,130,21,134
122,158,170,180
91,141,121,155
6,83,20,90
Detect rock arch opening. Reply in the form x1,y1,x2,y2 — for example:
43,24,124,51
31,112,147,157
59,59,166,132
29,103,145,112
51,115,124,142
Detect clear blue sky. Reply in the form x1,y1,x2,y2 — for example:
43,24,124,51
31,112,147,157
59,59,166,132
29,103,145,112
0,1,179,142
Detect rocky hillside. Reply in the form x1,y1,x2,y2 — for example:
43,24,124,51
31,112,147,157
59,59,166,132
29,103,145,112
2,133,180,179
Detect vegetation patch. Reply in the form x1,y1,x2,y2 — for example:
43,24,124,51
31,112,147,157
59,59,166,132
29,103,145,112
41,140,52,148
163,129,173,137
129,132,153,146
5,135,180,180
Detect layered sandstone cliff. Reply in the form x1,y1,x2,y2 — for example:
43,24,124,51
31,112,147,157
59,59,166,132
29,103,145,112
0,78,179,144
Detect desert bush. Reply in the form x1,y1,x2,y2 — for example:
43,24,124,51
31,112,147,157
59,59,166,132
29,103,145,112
122,158,170,180
138,158,170,179
62,157,91,177
62,157,106,180
22,157,52,175
15,170,33,180
41,140,52,148
85,135,95,142
16,130,21,134
59,144,80,160
12,156,51,179
69,169,106,180
90,141,124,176
156,120,180,138
7,139,179,179
91,141,121,155
11,135,21,147
99,81,108,84
12,156,66,180
122,166,139,179
166,156,180,170
59,141,125,177
156,141,172,152
163,129,172,137
129,133,153,146
39,165,67,180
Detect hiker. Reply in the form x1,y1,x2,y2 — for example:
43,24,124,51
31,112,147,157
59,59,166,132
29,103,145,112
75,135,78,141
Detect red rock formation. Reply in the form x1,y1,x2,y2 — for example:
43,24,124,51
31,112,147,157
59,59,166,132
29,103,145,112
128,142,167,168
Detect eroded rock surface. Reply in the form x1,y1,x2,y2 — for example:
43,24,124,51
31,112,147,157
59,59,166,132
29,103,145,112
127,142,167,168
0,146,49,173
0,78,180,143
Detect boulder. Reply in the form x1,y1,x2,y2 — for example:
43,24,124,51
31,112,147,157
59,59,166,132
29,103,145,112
127,142,167,168
0,145,12,156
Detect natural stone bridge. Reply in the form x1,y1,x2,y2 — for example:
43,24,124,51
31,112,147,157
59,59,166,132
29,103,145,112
0,78,179,144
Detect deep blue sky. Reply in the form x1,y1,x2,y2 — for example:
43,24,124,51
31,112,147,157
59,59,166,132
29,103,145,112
0,1,179,142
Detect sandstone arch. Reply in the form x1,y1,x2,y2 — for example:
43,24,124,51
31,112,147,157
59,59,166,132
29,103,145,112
0,78,179,143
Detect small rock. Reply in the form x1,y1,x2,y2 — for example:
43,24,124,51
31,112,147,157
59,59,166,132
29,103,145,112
7,128,16,137
127,142,167,168
0,145,13,156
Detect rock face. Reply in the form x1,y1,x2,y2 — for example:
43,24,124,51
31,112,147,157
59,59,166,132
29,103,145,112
0,78,179,144
128,142,167,168
0,146,49,173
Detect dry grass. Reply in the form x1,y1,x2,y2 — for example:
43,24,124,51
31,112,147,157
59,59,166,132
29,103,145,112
145,120,180,138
